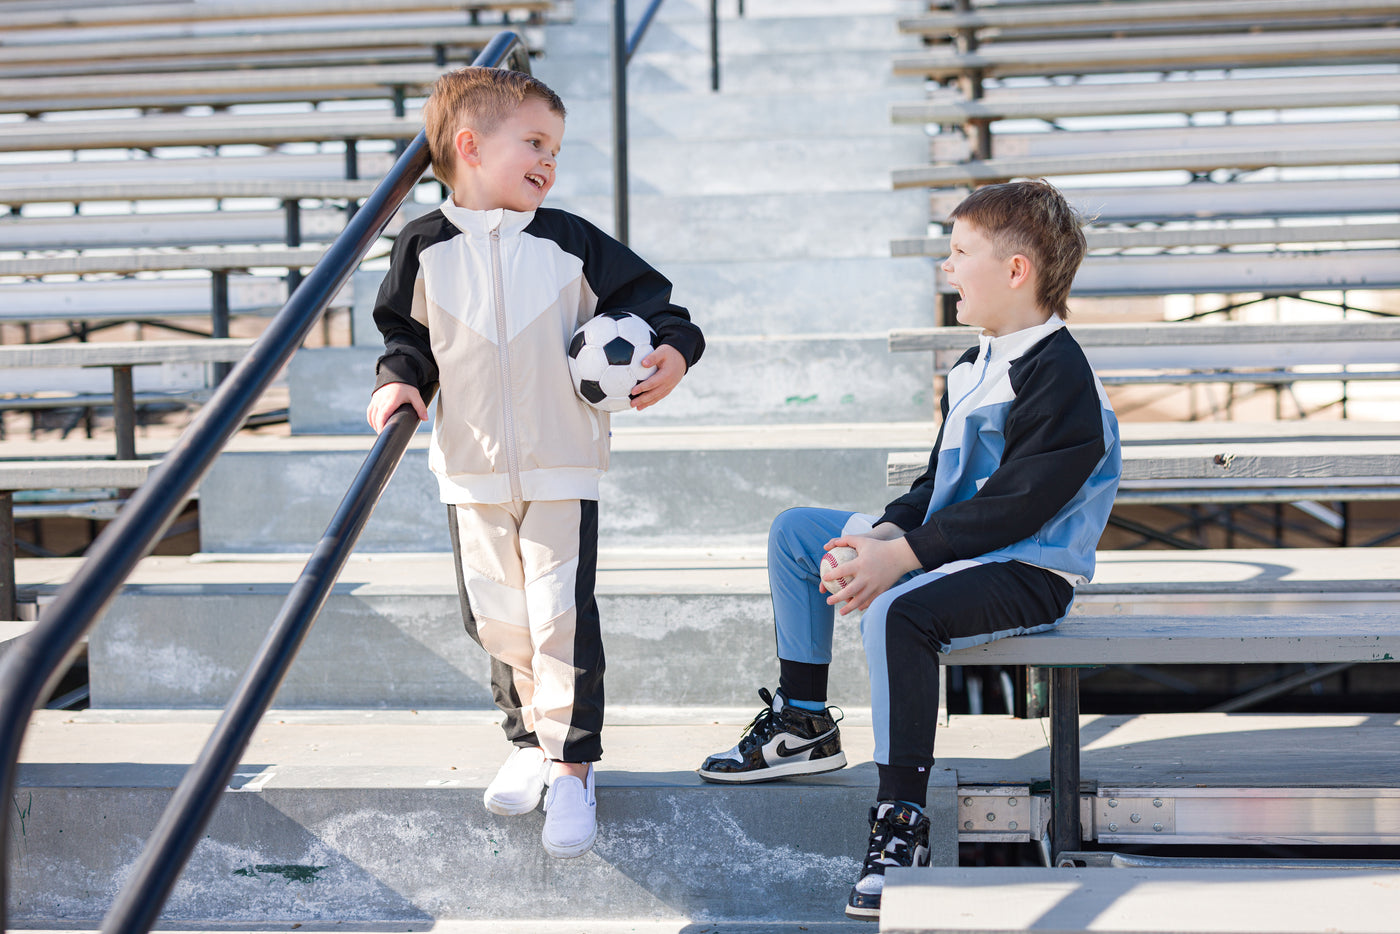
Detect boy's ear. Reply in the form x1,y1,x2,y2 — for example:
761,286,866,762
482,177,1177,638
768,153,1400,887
453,127,481,166
1007,253,1034,290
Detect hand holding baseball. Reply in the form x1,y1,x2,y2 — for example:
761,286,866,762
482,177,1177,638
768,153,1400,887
820,534,922,616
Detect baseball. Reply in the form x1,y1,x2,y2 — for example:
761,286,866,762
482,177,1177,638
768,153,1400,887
822,545,858,591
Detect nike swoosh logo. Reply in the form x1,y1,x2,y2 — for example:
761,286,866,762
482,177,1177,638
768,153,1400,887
774,729,837,759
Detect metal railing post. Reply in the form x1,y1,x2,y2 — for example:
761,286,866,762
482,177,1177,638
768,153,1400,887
611,0,630,246
710,0,720,91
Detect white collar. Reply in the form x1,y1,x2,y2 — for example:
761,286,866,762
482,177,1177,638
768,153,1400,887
978,315,1065,361
438,199,535,238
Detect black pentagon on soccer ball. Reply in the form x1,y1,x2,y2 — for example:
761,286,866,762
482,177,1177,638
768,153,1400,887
579,380,609,405
603,336,635,366
568,330,587,358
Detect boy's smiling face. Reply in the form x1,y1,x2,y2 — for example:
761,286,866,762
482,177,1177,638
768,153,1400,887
943,218,1021,336
453,97,564,212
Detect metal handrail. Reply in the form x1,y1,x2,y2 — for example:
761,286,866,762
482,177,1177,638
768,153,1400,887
611,0,739,244
0,30,530,934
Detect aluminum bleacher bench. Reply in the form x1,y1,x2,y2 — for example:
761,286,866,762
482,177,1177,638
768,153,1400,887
891,27,1400,80
0,63,446,114
901,0,1400,41
0,460,157,621
932,609,1400,860
892,73,1400,126
895,225,1400,297
928,178,1400,226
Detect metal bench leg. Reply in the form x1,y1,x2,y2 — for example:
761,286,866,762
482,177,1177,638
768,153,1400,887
1,491,14,621
112,365,136,462
1050,667,1081,863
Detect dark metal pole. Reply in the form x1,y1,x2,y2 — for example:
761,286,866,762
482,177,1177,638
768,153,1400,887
611,0,629,246
211,270,230,384
1049,667,1081,862
710,0,720,91
100,400,427,934
0,492,15,621
112,365,137,462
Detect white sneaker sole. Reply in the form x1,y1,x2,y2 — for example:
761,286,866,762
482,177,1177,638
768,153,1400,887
845,901,880,922
697,751,847,784
542,823,597,859
483,790,543,817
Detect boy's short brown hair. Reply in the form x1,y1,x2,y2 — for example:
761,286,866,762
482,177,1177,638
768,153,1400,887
421,67,567,187
949,179,1088,318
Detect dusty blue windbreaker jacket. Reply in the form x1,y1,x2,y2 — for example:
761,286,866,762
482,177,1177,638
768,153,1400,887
878,316,1122,584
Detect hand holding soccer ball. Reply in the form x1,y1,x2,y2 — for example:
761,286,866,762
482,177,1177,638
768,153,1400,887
568,312,657,412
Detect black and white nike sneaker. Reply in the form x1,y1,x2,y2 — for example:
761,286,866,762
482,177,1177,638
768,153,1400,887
845,801,931,921
697,687,845,783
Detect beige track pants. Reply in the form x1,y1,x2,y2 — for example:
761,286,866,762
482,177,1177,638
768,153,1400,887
447,499,603,762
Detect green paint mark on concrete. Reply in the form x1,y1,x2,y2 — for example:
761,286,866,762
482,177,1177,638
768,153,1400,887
13,792,31,836
1383,653,1394,661
840,394,856,405
234,864,326,884
784,394,817,405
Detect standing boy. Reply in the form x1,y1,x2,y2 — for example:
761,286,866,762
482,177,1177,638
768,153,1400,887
697,180,1120,919
367,67,704,859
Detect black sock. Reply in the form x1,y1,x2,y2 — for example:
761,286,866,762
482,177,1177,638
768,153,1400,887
876,763,929,809
778,658,829,705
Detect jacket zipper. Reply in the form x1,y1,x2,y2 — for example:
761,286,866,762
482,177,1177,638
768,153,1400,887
949,344,994,418
490,227,523,503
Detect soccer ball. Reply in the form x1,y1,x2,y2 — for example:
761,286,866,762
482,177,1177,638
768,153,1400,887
567,312,656,412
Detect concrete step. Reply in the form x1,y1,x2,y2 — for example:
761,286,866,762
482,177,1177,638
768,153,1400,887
880,867,1400,934
546,14,922,59
287,335,936,433
349,258,940,347
194,423,937,553
535,48,916,98
19,547,1398,708
539,190,930,261
548,132,926,197
559,87,924,142
10,708,956,924
567,0,923,25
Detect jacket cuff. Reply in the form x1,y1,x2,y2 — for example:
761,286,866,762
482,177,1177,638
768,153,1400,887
904,521,957,572
657,330,703,369
374,353,423,393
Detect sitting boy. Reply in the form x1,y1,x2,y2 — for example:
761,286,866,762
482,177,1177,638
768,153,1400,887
697,179,1121,920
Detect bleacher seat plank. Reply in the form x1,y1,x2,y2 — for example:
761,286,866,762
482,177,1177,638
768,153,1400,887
892,142,1399,188
893,74,1400,124
930,178,1400,225
3,110,424,152
0,207,353,251
0,154,406,190
891,28,1400,80
943,612,1400,666
0,461,155,491
0,0,548,31
0,275,292,322
0,338,252,369
930,120,1396,163
900,0,1400,36
896,222,1400,258
0,180,381,206
0,26,528,78
0,248,329,277
0,63,444,113
881,867,1400,934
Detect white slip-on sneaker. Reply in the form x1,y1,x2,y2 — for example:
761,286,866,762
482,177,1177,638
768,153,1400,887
483,746,550,816
541,763,597,859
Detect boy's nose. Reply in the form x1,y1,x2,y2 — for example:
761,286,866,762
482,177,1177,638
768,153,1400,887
940,256,953,272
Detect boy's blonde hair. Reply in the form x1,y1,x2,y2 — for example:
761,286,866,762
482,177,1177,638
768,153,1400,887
421,67,567,187
949,179,1087,318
